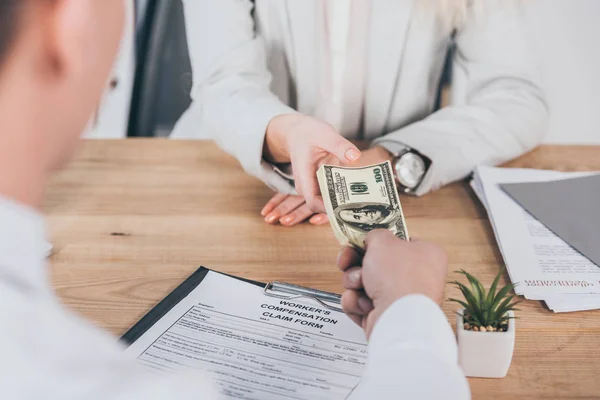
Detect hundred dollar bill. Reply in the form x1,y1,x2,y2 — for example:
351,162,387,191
317,161,409,250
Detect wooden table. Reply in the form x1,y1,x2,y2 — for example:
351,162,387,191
46,140,600,399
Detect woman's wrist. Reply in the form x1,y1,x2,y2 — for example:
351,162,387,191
264,114,301,163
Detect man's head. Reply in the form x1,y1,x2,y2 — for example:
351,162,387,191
0,0,124,206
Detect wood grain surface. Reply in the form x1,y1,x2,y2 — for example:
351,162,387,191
46,140,600,399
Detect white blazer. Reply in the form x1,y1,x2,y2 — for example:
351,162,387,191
173,0,548,195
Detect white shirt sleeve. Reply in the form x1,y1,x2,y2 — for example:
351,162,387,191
349,295,471,400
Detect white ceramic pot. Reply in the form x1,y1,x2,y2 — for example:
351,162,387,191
455,309,515,378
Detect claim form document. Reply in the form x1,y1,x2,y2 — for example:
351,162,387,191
124,269,367,399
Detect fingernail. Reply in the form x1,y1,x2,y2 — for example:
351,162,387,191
311,215,324,224
260,208,269,216
350,269,361,284
265,213,279,223
281,216,294,225
358,296,373,313
345,149,361,162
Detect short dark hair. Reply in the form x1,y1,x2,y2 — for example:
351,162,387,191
0,0,22,66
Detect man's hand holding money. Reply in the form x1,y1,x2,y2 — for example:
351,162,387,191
337,230,448,338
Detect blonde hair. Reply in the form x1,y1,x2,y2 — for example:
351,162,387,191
431,0,477,27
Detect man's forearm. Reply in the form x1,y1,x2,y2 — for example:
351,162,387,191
350,295,471,399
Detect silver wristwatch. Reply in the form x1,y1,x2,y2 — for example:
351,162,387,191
391,146,431,195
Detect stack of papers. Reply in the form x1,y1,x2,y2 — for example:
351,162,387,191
471,166,600,313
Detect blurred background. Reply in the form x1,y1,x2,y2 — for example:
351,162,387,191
90,0,600,144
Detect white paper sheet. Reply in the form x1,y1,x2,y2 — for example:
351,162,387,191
543,294,600,313
471,177,600,312
125,271,367,399
473,167,600,300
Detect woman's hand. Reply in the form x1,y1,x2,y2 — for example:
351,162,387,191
261,193,329,227
259,145,393,227
263,114,361,213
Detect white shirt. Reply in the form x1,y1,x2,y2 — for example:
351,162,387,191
0,195,470,399
278,0,415,188
174,0,547,199
316,0,370,136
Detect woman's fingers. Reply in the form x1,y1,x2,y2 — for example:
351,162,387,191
294,155,331,213
262,121,363,225
281,117,359,213
261,193,289,217
293,152,324,212
262,196,328,227
264,195,305,224
309,213,328,225
318,129,361,165
280,204,314,227
296,143,356,213
302,184,325,213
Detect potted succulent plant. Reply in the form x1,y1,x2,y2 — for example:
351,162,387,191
450,269,520,378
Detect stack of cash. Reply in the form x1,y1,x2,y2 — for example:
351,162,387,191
317,161,409,251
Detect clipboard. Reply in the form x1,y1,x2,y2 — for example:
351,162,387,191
121,266,343,345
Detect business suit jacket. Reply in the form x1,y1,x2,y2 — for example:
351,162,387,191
173,0,548,195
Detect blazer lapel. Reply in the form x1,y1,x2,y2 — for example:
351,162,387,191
284,0,322,114
364,0,415,138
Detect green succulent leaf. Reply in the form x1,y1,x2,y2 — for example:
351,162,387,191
449,298,470,310
495,294,516,312
466,313,483,327
459,270,487,305
451,268,519,328
491,296,518,322
486,268,503,306
452,281,485,323
493,282,515,305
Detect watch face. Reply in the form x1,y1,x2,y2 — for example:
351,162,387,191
395,153,426,189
